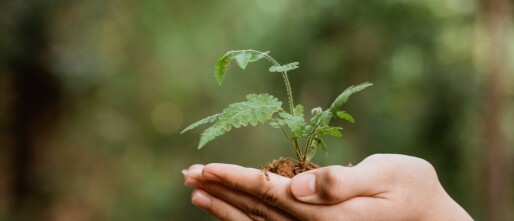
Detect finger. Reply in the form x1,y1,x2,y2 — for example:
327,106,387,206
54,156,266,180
185,164,204,179
202,181,299,221
191,189,252,221
184,164,205,187
201,163,309,215
291,154,395,204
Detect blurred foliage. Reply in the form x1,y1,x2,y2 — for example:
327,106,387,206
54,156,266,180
0,0,513,220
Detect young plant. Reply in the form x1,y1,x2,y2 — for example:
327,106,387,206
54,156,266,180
181,50,371,170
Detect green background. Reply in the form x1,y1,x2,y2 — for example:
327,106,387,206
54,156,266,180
1,0,513,220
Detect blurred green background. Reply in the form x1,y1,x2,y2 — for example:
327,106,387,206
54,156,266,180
1,0,513,220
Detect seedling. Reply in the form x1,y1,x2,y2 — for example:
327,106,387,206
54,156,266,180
181,50,372,177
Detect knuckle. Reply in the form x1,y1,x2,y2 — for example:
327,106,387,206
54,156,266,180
402,157,437,179
395,156,441,191
258,185,279,206
413,158,439,186
417,158,436,175
363,153,387,162
324,166,343,187
247,202,272,221
321,166,344,201
367,153,383,159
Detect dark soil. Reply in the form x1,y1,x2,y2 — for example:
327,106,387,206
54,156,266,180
261,157,319,179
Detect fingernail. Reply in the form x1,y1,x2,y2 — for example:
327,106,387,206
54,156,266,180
188,168,202,178
192,190,212,208
189,164,204,170
181,169,188,176
292,173,316,197
202,171,221,182
184,178,199,187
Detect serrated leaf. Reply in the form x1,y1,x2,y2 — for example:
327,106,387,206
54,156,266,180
198,125,226,149
293,104,304,117
279,112,306,137
269,62,299,72
215,50,268,85
269,119,285,129
336,111,354,123
215,54,230,85
197,93,283,148
233,51,252,69
248,51,268,62
181,113,220,134
330,82,373,110
310,110,332,126
317,126,342,137
231,50,268,67
217,94,282,127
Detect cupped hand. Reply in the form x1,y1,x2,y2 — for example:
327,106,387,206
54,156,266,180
183,154,473,221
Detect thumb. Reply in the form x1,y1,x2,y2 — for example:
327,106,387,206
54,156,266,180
290,159,389,204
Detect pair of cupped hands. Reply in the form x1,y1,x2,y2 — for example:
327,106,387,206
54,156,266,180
183,154,472,221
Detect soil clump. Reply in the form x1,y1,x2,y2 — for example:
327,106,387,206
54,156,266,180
261,157,319,179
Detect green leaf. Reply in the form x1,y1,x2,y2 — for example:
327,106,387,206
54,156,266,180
218,94,283,127
247,51,268,62
293,104,304,117
215,54,230,85
306,137,327,161
181,113,220,134
279,112,306,137
232,51,268,69
233,51,252,69
268,119,285,129
330,82,373,110
198,125,226,149
215,50,269,85
305,144,316,161
336,111,354,123
269,62,299,72
314,137,327,153
310,110,332,126
197,93,283,148
317,126,342,137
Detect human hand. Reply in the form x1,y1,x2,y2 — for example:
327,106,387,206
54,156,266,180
183,154,473,221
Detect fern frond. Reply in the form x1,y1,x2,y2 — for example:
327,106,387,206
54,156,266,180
278,112,306,137
215,54,230,85
198,125,226,149
218,94,282,128
293,104,304,117
310,109,332,126
215,50,269,85
181,113,220,134
269,62,299,72
197,93,283,149
330,82,373,111
336,111,354,123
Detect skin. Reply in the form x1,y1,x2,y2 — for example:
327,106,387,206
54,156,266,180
183,154,473,221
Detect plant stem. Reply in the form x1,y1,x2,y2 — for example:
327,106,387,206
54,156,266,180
244,50,302,161
294,138,303,161
302,122,321,162
245,50,295,115
273,119,302,160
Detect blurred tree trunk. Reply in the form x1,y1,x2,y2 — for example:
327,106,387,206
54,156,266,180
5,2,63,221
482,0,512,220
